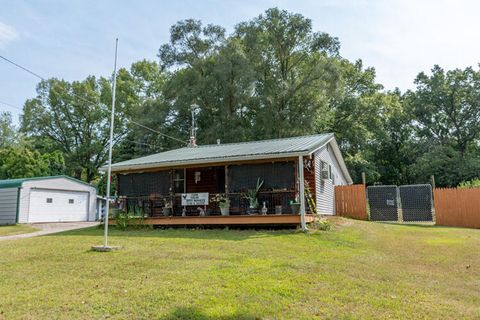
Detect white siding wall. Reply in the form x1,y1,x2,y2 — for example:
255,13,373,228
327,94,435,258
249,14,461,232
0,188,18,225
314,143,348,215
18,178,97,223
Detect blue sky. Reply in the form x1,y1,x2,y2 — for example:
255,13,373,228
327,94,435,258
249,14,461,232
1,0,479,123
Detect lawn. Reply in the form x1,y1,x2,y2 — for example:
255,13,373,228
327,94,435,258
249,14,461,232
0,224,38,237
0,218,479,319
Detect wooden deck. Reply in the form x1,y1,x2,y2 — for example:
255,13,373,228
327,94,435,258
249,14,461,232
109,214,316,226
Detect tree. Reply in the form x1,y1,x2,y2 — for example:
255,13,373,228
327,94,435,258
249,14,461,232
112,60,183,161
406,65,480,154
235,7,341,138
159,19,251,144
21,76,128,182
405,65,480,186
0,111,16,148
0,146,64,179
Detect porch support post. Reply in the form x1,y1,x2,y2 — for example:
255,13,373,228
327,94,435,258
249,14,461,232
225,165,229,194
298,155,307,231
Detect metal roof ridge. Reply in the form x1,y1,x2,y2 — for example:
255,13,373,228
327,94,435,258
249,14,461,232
191,133,332,149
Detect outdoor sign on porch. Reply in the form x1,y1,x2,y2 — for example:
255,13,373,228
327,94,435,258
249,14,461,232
181,193,209,206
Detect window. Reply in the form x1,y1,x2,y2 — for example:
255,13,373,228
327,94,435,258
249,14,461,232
320,161,332,180
227,162,295,192
173,169,185,193
46,198,53,203
68,199,74,204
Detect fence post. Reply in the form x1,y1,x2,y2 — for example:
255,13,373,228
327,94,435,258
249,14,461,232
430,184,436,224
396,186,403,223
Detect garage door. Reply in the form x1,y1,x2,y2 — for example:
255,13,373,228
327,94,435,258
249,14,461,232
28,189,88,223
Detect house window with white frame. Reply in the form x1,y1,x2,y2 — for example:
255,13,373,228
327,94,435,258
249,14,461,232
320,161,332,180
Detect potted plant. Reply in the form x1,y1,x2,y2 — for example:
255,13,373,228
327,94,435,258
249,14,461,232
163,197,173,216
290,199,300,215
212,193,230,216
244,178,264,215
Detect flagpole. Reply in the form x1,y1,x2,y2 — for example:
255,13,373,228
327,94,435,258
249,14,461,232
93,38,120,252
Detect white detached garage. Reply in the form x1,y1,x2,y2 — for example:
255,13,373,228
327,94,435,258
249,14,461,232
0,176,97,224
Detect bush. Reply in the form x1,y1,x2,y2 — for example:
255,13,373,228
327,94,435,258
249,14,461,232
115,211,130,231
458,178,480,189
114,210,153,231
311,218,331,231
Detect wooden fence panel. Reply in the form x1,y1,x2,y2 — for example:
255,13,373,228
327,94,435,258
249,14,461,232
335,184,368,220
434,188,480,229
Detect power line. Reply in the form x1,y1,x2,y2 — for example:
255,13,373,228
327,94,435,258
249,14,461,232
129,119,187,145
0,99,23,111
0,54,100,107
123,139,161,150
0,55,45,80
0,54,187,146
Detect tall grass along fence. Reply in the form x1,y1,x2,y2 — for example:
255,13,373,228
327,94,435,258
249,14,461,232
433,188,480,229
335,184,368,220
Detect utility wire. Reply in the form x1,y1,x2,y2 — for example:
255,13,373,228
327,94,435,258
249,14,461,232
1,54,101,108
0,99,23,111
129,119,187,145
1,54,185,146
123,139,162,150
0,55,45,80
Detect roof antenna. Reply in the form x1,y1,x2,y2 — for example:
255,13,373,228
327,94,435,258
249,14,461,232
188,105,198,147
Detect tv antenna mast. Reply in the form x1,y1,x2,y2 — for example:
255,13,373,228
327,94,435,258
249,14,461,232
188,105,199,147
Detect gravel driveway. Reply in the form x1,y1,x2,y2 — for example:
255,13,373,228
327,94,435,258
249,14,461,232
0,222,99,241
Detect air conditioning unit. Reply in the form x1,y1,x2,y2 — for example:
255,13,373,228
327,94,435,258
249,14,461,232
320,161,331,180
321,169,329,180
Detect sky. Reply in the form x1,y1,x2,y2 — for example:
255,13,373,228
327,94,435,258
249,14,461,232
1,0,479,123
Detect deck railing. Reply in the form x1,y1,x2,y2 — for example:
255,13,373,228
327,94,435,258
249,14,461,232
116,190,300,217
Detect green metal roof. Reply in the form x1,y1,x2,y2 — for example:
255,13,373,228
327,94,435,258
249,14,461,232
109,133,335,172
0,178,27,189
0,175,94,189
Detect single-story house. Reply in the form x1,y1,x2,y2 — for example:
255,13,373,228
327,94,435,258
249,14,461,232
0,176,97,225
106,133,352,227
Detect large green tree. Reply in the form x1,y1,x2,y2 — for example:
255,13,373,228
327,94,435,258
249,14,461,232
0,146,65,179
405,65,480,186
235,8,340,138
406,65,480,154
158,19,255,144
21,76,128,182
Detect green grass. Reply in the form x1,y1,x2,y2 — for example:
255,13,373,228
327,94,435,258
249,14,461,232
0,224,38,237
0,218,479,319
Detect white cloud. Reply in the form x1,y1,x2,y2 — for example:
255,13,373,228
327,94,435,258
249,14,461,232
0,22,19,48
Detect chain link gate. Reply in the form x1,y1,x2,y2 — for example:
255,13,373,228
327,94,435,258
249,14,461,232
399,184,434,222
367,184,434,223
367,185,399,221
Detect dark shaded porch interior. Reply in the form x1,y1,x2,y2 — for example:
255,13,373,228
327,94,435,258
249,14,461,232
115,160,315,217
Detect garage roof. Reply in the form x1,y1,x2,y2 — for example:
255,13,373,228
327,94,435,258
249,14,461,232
0,175,93,189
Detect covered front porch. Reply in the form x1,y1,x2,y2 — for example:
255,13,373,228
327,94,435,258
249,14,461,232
112,156,315,227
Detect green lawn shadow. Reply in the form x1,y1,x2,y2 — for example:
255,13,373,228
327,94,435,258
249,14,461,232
162,306,260,320
46,225,296,242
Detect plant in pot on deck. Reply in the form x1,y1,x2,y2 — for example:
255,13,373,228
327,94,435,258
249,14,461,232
163,197,173,216
244,178,264,215
212,193,230,216
290,199,301,215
